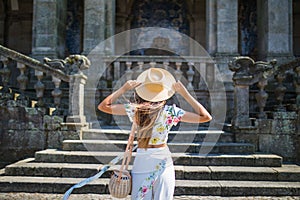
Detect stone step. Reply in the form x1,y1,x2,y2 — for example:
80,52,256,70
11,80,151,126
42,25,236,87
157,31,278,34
35,149,282,167
82,129,234,143
0,176,299,196
62,140,255,154
5,158,300,181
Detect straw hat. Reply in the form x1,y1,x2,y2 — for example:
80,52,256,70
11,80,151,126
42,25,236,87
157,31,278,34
135,68,176,102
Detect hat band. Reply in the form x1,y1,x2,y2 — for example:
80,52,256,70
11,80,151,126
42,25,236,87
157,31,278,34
145,83,164,93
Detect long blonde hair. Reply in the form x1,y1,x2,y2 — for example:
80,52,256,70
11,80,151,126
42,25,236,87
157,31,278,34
133,93,165,148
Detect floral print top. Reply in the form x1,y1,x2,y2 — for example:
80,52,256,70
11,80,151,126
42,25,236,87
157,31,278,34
124,103,185,145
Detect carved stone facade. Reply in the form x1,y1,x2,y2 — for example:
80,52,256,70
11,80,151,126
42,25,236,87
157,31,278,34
0,0,298,63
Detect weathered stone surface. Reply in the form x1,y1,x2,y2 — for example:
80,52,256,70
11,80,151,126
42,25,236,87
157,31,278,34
256,119,273,134
219,180,300,196
259,134,298,162
209,166,277,181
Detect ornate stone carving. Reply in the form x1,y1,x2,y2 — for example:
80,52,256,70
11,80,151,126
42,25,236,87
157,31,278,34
44,55,90,75
229,56,275,127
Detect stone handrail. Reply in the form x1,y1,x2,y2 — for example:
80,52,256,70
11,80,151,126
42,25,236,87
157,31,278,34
0,45,69,82
0,45,90,124
229,56,300,129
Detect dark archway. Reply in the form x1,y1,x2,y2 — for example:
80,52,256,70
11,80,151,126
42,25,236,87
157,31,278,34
238,0,258,59
2,0,33,54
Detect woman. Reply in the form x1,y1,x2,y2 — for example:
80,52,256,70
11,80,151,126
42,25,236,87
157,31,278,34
98,68,212,200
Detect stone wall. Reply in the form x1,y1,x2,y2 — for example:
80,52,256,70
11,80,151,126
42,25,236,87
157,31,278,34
234,111,300,164
0,100,81,168
258,112,299,164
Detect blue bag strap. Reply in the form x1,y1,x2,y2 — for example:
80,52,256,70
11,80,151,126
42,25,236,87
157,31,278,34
63,124,137,200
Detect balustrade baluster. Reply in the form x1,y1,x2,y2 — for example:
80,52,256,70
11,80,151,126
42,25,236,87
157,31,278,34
149,62,156,69
206,63,215,89
0,56,11,94
16,63,29,106
174,62,183,81
163,62,169,70
198,62,207,89
34,70,45,109
106,62,113,88
255,77,268,119
134,62,144,79
51,76,62,115
187,62,195,90
274,72,287,111
113,61,120,86
125,62,133,80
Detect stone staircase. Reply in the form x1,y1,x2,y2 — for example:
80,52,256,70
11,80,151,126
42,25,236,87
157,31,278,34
1,128,300,197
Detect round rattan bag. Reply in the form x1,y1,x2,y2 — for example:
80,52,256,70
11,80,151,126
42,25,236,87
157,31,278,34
108,169,131,198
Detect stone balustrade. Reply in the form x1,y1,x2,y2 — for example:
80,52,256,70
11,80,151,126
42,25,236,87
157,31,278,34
229,56,300,128
0,45,90,125
228,57,299,162
101,55,216,90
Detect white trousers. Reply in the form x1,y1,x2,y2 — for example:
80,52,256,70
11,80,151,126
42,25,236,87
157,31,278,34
130,147,175,200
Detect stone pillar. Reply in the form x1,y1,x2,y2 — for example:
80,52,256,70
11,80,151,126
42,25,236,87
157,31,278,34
31,0,67,61
67,74,87,124
232,82,252,127
257,0,294,63
229,57,257,128
105,0,115,55
82,0,106,55
211,0,239,87
206,0,217,55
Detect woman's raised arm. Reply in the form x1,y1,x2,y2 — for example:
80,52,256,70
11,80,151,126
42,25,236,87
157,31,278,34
98,80,141,115
173,81,212,123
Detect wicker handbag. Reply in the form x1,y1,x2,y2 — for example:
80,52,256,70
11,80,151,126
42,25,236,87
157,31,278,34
108,123,136,198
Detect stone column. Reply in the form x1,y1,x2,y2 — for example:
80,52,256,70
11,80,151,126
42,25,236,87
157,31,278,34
105,0,115,55
210,0,239,88
82,0,106,55
206,0,217,55
257,0,294,63
67,74,87,124
229,57,256,128
31,0,67,61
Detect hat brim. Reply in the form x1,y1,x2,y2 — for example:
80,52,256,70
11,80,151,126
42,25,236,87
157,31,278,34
135,68,176,102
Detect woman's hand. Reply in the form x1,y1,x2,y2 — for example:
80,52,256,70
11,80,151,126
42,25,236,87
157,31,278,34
121,80,141,92
98,80,140,115
173,80,212,123
173,81,189,97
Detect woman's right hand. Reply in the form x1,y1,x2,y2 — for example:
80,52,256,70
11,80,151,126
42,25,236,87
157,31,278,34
122,80,141,92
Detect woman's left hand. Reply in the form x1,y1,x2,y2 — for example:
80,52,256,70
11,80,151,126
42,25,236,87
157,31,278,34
122,80,141,92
